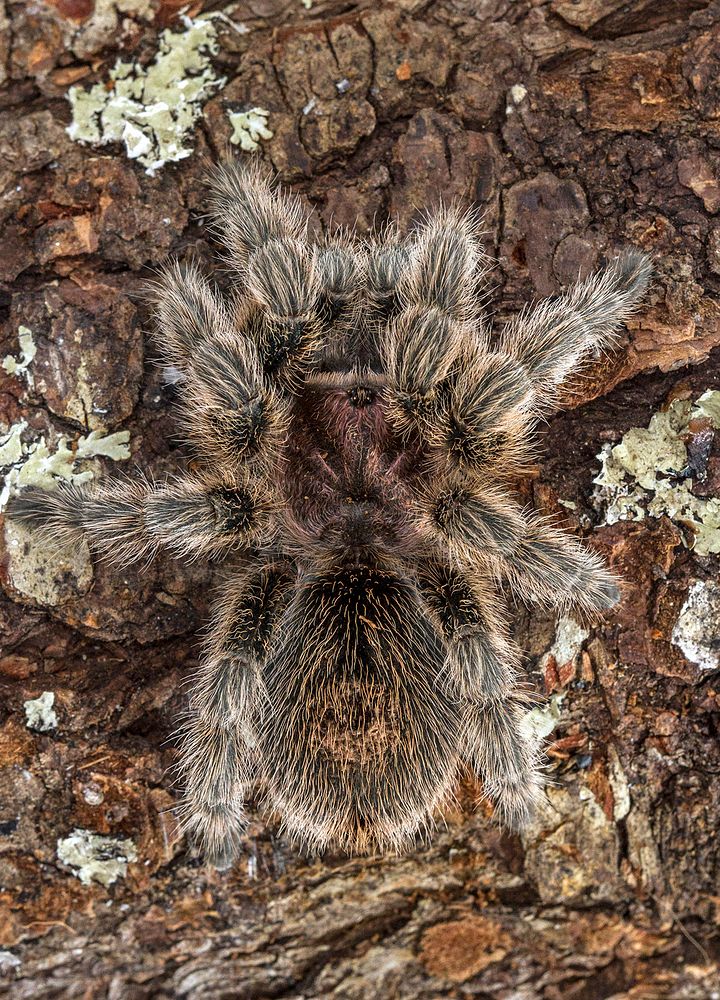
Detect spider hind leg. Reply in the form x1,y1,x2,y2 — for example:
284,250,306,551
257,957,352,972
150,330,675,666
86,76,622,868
177,563,295,867
417,561,522,702
463,698,545,829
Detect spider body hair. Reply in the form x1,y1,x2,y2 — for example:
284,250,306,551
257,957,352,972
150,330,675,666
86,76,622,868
5,162,652,864
260,564,461,853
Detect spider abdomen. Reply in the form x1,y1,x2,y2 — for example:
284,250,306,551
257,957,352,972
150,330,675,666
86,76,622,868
259,566,460,851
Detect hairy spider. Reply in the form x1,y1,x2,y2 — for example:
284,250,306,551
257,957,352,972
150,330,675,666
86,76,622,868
7,163,651,866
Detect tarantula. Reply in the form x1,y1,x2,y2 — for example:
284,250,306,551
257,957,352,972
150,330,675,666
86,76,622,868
7,163,651,866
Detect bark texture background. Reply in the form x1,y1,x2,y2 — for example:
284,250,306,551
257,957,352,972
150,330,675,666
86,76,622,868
1,1,720,997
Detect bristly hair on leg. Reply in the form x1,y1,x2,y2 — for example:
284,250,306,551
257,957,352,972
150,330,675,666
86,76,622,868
3,158,652,867
499,248,653,412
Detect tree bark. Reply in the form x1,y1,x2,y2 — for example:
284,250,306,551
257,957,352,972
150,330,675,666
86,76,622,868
1,1,719,997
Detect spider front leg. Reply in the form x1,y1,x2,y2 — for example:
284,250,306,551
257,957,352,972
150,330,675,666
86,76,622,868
499,249,652,411
153,263,289,474
426,251,651,471
5,473,273,565
383,208,486,435
209,162,325,386
428,348,536,475
177,562,294,868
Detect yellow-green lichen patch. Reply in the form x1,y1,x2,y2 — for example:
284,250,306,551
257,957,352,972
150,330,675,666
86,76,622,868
671,580,720,672
0,422,131,510
227,107,273,151
2,327,37,387
66,16,226,175
593,391,720,556
24,691,58,733
57,829,138,886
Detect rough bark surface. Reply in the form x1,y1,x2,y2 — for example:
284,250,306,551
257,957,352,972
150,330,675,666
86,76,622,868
1,1,720,997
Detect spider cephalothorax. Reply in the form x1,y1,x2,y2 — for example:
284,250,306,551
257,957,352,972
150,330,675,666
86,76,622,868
8,163,651,865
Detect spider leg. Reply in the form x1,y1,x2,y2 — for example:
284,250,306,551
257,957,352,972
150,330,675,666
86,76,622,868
402,206,485,321
427,348,535,474
152,259,235,372
416,479,619,615
177,561,294,868
366,233,409,320
417,560,521,701
496,514,621,616
5,474,272,566
424,253,649,471
208,162,323,387
416,560,543,826
313,239,365,369
463,698,544,828
152,262,288,473
243,238,322,385
416,474,528,564
499,249,652,411
207,160,307,271
382,208,485,434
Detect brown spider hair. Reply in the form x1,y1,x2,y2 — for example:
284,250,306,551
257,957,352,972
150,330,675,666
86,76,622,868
7,162,651,866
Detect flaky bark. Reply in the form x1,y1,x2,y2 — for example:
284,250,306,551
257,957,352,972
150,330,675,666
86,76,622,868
0,1,719,996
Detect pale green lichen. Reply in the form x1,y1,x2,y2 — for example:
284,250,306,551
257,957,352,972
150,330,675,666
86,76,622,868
542,617,589,673
227,107,273,151
1,420,132,605
671,580,720,672
593,391,720,556
57,829,137,886
0,422,25,469
5,518,93,606
523,694,566,742
2,327,36,387
24,691,58,733
0,421,131,510
66,15,226,175
76,430,132,462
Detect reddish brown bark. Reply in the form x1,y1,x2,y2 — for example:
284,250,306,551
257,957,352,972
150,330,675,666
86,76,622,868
0,1,719,996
